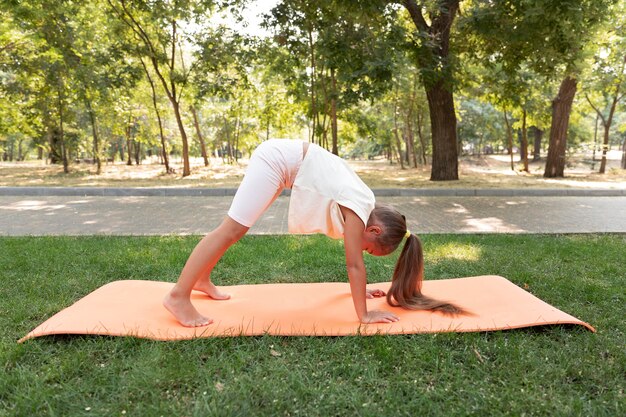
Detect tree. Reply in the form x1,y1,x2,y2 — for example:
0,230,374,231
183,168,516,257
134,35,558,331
583,2,626,173
4,0,87,172
266,0,397,153
191,24,254,161
71,1,142,173
139,57,173,173
395,0,461,181
107,0,216,176
465,0,616,178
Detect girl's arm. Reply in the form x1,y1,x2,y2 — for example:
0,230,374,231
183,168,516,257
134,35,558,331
341,206,399,324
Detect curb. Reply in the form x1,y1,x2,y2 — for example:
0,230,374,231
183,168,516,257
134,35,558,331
1,186,625,197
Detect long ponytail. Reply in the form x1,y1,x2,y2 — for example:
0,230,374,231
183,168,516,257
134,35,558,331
386,234,465,315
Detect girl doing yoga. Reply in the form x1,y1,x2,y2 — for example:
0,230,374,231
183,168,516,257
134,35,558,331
164,139,462,327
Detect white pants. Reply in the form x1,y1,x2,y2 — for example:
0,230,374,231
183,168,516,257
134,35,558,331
227,139,305,228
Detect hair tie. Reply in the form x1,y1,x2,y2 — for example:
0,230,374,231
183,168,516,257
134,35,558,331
405,230,411,239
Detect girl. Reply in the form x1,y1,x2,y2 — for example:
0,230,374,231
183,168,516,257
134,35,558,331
164,139,463,327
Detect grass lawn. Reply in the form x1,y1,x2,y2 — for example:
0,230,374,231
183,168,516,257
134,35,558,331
1,234,624,416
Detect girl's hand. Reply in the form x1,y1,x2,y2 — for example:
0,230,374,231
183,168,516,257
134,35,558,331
361,310,400,324
366,288,386,299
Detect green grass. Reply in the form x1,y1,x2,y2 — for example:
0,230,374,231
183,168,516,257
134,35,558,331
1,235,624,416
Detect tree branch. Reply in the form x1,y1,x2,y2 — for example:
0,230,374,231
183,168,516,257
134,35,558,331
585,93,607,127
401,0,430,32
107,0,175,101
170,19,177,100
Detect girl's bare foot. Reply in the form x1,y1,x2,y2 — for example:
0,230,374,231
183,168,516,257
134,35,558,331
193,280,231,300
163,291,213,327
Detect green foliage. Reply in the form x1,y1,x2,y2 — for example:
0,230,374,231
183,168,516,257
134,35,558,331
462,0,615,77
265,0,401,144
1,0,625,170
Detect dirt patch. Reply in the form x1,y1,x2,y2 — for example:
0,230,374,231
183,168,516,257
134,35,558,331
1,152,624,190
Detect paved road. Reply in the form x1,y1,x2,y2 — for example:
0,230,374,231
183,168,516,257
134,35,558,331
1,189,625,235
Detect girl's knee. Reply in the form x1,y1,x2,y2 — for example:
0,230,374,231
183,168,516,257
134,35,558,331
220,217,249,243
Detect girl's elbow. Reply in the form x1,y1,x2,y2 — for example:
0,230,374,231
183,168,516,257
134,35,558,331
345,263,366,277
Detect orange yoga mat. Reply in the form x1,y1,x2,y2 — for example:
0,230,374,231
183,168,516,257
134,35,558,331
19,275,594,342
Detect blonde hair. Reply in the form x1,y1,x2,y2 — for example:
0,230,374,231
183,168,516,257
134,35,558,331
368,204,465,315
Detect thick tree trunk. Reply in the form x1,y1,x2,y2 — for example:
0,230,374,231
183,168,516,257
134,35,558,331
191,107,209,167
403,0,460,181
426,83,458,180
544,76,577,178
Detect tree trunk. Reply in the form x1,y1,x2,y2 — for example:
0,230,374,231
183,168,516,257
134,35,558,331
140,57,171,174
392,93,405,169
544,76,577,178
126,115,133,166
592,114,599,162
416,111,427,164
407,76,419,167
405,117,417,168
599,92,621,174
191,106,209,167
234,112,241,163
330,68,338,155
48,126,59,164
118,138,124,162
599,125,611,174
521,109,529,172
503,110,514,171
109,6,189,175
58,92,69,174
86,99,102,174
403,0,460,181
621,138,626,169
134,141,141,165
308,28,317,144
532,127,543,162
16,138,23,161
170,100,191,176
425,83,458,180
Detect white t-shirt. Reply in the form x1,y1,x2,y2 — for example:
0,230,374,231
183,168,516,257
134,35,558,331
288,143,375,239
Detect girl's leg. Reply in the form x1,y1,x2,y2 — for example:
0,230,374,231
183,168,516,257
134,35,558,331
164,140,304,327
163,216,248,327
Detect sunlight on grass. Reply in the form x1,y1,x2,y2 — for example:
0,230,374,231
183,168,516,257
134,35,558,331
428,242,482,262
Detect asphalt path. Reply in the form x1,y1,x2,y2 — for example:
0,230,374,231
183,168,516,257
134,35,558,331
1,189,624,235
